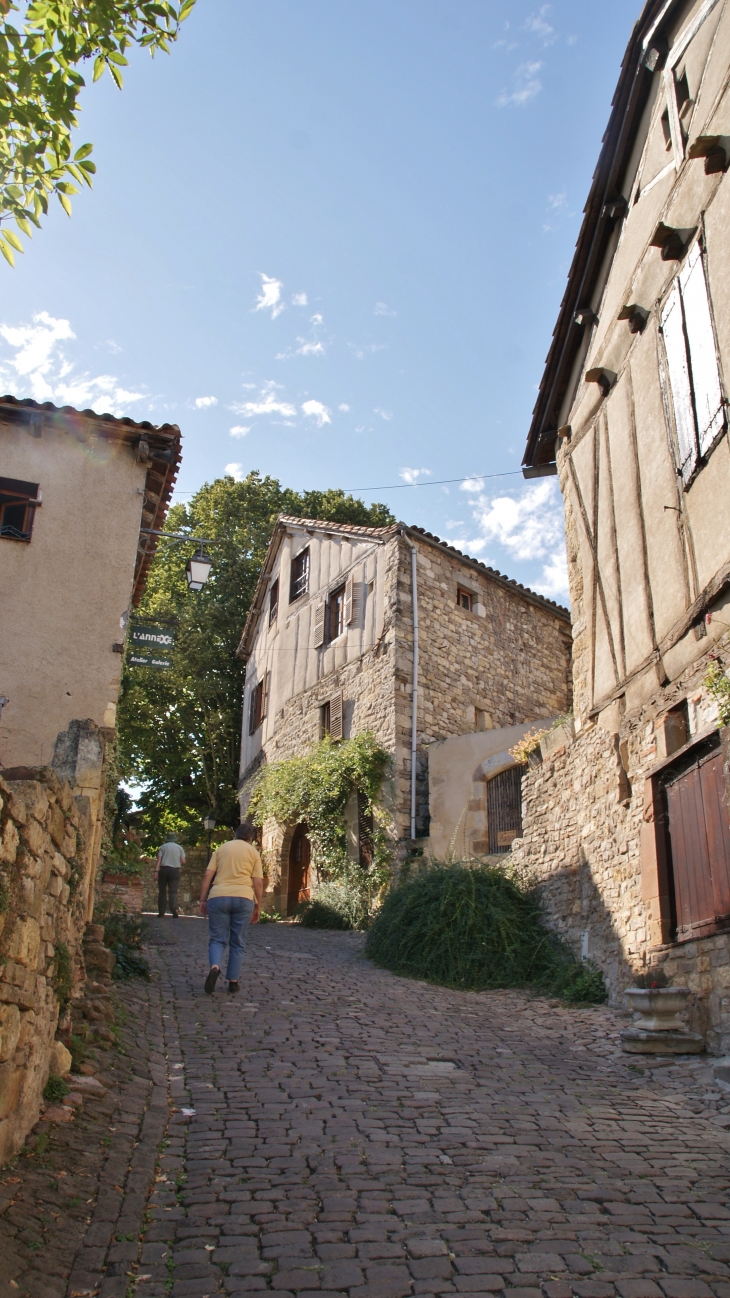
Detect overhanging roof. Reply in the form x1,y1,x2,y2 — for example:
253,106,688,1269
523,0,681,474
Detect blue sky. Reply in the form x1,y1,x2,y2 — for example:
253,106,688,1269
0,0,640,601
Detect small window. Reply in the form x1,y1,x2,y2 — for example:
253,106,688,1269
0,477,40,542
248,674,269,735
321,691,343,740
661,108,672,150
289,547,310,603
457,588,473,611
269,578,279,627
327,584,346,643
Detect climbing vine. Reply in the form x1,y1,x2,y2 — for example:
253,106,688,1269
705,658,730,728
248,731,391,879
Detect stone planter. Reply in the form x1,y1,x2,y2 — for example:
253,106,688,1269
621,987,704,1054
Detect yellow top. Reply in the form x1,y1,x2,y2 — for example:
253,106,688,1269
207,840,264,901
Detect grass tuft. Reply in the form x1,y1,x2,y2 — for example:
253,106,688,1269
364,861,606,1003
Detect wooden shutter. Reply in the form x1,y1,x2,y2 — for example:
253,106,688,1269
329,691,343,741
661,283,697,482
664,742,730,939
344,574,353,625
680,243,725,455
260,671,269,722
313,602,325,648
248,685,257,735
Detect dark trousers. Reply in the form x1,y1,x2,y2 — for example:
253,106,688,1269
158,866,180,916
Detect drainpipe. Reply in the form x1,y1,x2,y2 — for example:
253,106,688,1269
401,530,419,840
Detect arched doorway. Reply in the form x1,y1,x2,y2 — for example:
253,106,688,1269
486,766,523,854
287,824,311,913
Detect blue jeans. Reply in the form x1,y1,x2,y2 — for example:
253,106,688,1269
207,896,254,981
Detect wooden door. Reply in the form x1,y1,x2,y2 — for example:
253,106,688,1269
487,766,523,855
287,824,311,912
663,738,730,940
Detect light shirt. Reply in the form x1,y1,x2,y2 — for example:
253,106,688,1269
157,842,186,869
207,840,264,901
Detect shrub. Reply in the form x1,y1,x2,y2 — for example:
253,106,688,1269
298,900,353,930
43,1075,69,1104
97,905,150,981
112,946,150,981
364,861,606,1004
69,1034,86,1072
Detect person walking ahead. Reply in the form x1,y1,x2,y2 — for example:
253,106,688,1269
156,833,186,917
199,822,263,994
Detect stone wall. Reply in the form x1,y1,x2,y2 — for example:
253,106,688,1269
0,766,113,1166
511,634,730,1055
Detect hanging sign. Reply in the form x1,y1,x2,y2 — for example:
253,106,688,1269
130,624,176,650
128,652,172,670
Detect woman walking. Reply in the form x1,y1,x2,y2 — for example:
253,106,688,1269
199,822,264,994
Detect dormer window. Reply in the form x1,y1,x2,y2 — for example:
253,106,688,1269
289,548,310,603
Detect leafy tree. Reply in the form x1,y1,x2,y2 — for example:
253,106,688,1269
116,471,394,847
0,0,196,265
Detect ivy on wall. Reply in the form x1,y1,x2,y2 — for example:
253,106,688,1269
705,658,730,728
248,731,391,878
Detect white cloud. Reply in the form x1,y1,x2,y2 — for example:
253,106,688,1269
301,399,331,427
457,477,569,599
338,403,350,412
374,302,396,316
254,273,285,319
195,395,217,408
276,314,326,360
0,310,145,415
400,467,432,484
374,407,393,420
310,313,323,326
348,341,385,359
291,292,308,306
497,60,543,107
106,339,122,354
225,463,244,481
229,425,250,438
525,5,555,45
231,380,296,420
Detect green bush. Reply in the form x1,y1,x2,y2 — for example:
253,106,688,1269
51,942,74,1009
43,1074,69,1104
112,946,150,981
98,906,150,981
298,900,353,930
69,1034,86,1072
364,862,606,1003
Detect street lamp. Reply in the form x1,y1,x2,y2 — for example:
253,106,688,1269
140,528,217,592
204,813,216,863
186,547,214,591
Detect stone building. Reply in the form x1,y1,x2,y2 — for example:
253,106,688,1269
0,395,181,917
516,0,730,1052
237,516,571,913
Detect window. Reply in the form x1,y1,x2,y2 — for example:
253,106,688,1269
487,766,523,854
661,243,725,484
248,674,269,735
321,691,343,741
289,547,309,602
269,578,279,627
457,588,473,611
327,584,346,644
0,477,40,542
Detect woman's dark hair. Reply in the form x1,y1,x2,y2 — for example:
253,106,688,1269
235,822,256,842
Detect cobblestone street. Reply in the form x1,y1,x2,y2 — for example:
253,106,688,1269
5,917,730,1298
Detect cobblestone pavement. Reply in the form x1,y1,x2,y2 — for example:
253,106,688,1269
101,919,730,1298
0,975,162,1298
7,917,730,1298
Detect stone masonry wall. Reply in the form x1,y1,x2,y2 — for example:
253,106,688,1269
511,633,730,1056
393,535,573,839
0,767,111,1165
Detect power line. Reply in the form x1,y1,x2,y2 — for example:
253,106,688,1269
170,468,524,497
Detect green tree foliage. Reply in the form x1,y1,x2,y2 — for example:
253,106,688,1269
0,0,196,264
117,472,394,846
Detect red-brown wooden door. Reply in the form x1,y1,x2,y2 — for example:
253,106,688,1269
664,742,730,940
287,824,311,913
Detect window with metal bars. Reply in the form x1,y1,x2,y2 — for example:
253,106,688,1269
289,548,309,602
